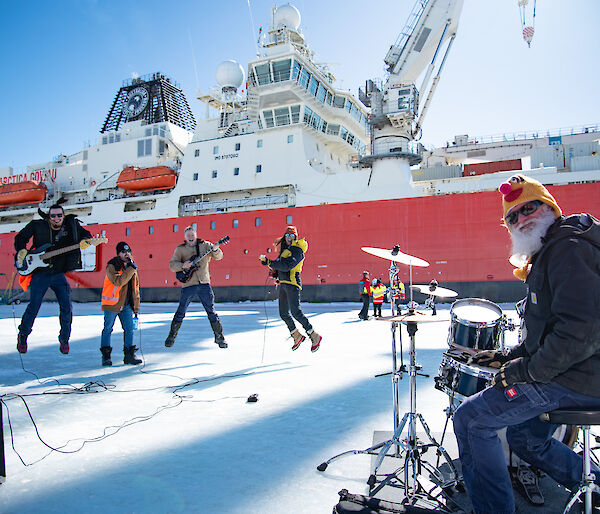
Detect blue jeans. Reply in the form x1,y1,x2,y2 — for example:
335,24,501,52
101,305,134,348
173,284,219,323
19,271,72,342
278,283,312,334
453,381,600,514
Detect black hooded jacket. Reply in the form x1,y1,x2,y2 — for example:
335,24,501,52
508,213,600,397
14,214,93,274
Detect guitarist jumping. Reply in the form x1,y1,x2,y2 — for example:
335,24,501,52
14,204,99,355
165,226,229,349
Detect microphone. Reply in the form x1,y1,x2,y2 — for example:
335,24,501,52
128,258,138,270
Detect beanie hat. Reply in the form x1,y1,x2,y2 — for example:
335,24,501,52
498,174,562,222
284,225,298,238
116,241,132,254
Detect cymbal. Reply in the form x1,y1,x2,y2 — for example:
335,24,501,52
411,284,458,298
377,311,450,323
361,247,429,267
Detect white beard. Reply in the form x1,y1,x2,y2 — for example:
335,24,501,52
509,208,556,267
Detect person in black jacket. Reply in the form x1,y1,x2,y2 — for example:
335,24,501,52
14,204,92,354
453,174,600,514
259,225,322,352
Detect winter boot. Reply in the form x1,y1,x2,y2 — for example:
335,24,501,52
290,329,305,351
164,320,182,347
100,347,112,366
123,345,142,365
210,320,228,348
17,332,28,354
59,338,70,355
308,329,322,353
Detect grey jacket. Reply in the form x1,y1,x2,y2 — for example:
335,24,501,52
508,214,600,397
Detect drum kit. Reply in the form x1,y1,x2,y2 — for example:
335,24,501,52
317,245,521,509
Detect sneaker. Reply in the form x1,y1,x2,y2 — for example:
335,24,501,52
59,340,70,354
17,332,28,354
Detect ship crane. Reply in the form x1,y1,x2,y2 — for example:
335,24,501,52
359,0,463,176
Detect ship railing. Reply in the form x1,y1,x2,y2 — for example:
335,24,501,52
449,123,600,147
182,194,290,214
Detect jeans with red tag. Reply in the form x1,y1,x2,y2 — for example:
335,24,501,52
453,381,600,514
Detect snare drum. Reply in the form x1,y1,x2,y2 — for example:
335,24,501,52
448,298,503,351
435,352,497,401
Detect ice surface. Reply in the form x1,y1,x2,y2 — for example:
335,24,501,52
0,301,520,513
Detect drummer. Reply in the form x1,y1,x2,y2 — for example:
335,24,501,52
453,174,600,514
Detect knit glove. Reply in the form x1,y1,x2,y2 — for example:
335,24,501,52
469,350,511,369
492,357,533,390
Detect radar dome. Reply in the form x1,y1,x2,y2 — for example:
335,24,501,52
273,4,301,31
215,60,245,90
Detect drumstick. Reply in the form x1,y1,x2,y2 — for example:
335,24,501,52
449,343,479,355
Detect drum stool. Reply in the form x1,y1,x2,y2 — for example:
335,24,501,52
539,408,600,514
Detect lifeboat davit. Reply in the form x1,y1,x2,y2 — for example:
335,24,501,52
116,166,177,192
0,180,47,206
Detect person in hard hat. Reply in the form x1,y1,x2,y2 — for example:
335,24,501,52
358,271,371,320
371,278,387,318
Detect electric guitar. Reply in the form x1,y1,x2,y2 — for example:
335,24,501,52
175,236,230,284
15,237,108,276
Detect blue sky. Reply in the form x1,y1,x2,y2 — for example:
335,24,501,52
1,0,599,172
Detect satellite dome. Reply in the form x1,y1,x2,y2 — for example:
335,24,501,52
215,60,245,90
273,4,301,31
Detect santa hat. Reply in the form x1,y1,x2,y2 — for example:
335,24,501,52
498,174,562,221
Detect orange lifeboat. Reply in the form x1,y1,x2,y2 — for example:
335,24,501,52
0,181,47,206
116,166,178,192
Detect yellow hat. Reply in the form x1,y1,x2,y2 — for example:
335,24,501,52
499,174,562,221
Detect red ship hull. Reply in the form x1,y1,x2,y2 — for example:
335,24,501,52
2,182,598,303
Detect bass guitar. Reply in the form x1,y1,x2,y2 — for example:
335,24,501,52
175,236,230,284
15,237,108,276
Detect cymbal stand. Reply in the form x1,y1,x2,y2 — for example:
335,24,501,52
316,260,408,472
369,318,459,502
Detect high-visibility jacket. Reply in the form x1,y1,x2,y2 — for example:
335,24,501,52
101,257,140,312
372,284,386,304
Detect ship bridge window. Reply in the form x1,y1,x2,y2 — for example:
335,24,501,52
275,108,290,126
327,124,340,136
145,128,151,137
109,134,114,144
333,96,345,108
159,140,166,155
272,59,291,82
263,110,274,128
138,139,152,157
255,63,271,85
292,60,301,81
153,127,159,135
345,101,352,113
317,84,327,103
115,134,121,142
326,92,333,105
291,105,300,123
308,76,319,96
299,69,310,89
102,136,108,145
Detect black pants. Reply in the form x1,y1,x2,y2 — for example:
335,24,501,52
279,283,312,334
359,294,370,319
373,303,382,317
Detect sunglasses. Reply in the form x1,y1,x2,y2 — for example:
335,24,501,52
49,213,64,218
506,201,542,225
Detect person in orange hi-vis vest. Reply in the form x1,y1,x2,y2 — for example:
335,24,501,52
371,278,387,318
100,241,141,366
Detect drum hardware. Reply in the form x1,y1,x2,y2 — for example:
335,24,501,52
319,247,459,506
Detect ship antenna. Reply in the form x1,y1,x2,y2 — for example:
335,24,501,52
246,0,259,57
188,28,200,91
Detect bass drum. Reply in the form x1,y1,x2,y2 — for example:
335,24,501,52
448,298,503,351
